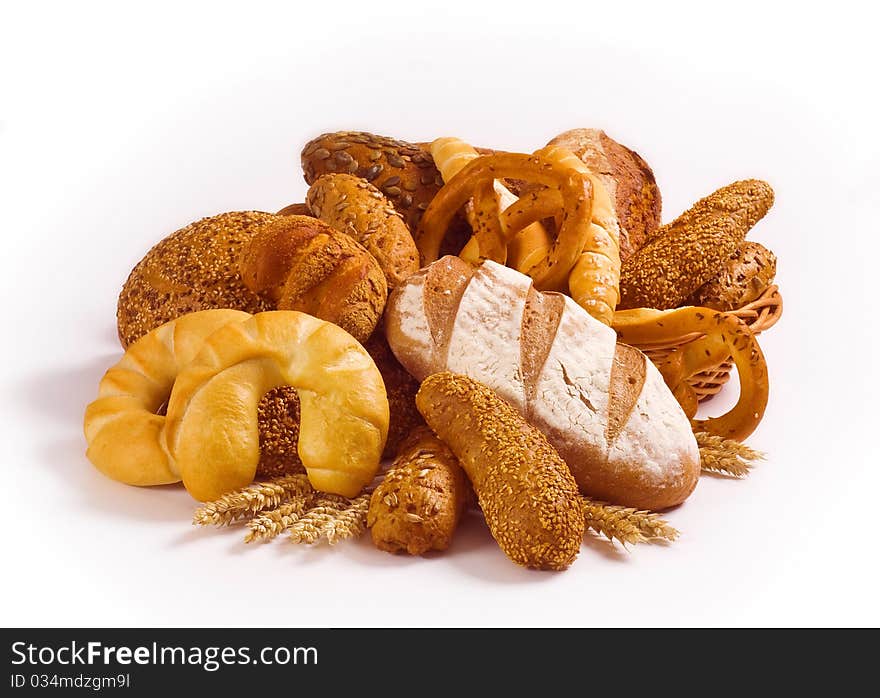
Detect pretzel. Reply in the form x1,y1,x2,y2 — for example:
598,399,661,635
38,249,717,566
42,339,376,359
416,152,593,291
430,137,553,271
535,145,622,325
164,311,389,501
612,307,769,440
84,309,252,487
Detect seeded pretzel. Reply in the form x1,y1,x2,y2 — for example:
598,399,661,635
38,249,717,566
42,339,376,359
612,307,769,441
430,137,553,271
417,152,593,291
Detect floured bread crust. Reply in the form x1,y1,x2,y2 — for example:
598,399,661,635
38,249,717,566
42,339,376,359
385,257,700,510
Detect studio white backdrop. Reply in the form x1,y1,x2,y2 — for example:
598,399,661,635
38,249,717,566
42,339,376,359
1,0,877,627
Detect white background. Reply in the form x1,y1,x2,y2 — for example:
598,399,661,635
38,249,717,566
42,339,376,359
2,0,878,627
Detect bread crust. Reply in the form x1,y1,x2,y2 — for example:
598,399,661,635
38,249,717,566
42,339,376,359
363,333,424,459
302,131,442,234
117,211,274,348
367,426,467,556
238,215,387,343
386,257,700,510
306,173,420,288
547,128,661,260
688,241,777,311
416,372,584,570
619,179,774,310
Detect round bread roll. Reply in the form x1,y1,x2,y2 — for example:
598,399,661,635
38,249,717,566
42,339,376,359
546,128,662,261
238,215,388,343
688,241,777,311
117,211,274,348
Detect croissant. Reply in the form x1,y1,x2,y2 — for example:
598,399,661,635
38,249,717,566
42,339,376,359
164,311,389,501
84,309,252,487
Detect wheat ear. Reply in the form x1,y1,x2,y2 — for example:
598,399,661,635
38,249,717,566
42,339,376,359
288,493,371,545
696,432,765,477
192,474,313,526
582,498,679,546
244,497,315,543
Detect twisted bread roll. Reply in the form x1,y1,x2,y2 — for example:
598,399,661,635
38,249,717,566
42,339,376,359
385,256,700,510
238,215,387,343
164,311,389,501
84,309,252,486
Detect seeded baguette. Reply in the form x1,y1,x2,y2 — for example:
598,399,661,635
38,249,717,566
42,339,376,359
306,173,420,288
618,179,774,310
416,372,584,571
687,241,777,311
367,426,468,556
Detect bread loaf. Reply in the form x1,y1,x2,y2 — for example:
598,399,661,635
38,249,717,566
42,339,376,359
417,372,584,570
238,215,387,343
546,129,661,260
117,211,274,347
306,173,420,288
618,179,774,310
367,426,467,556
385,256,700,510
688,241,777,311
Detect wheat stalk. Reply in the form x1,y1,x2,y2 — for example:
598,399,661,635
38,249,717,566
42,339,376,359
696,431,765,477
244,497,315,543
582,498,679,546
288,493,371,545
192,474,313,526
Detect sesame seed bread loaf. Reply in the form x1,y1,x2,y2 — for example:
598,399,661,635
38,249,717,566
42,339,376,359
546,128,662,261
385,256,700,510
117,211,275,348
687,241,777,311
618,179,774,310
416,372,584,570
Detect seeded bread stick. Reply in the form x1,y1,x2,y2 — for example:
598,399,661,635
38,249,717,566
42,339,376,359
416,372,584,571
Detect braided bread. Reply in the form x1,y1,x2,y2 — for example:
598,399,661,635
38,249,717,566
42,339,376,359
164,311,389,501
84,309,252,486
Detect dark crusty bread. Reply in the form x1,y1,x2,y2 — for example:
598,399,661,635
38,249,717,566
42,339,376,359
302,131,442,234
547,128,661,261
688,241,777,311
117,211,274,348
238,215,387,343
